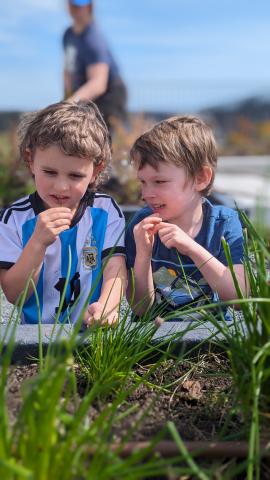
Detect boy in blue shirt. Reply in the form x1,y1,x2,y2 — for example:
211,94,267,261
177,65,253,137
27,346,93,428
0,101,126,325
125,116,247,319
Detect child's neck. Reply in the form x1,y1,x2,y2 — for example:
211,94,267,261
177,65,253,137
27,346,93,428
176,200,204,238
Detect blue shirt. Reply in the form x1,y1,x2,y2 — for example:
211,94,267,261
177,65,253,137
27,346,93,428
63,21,120,92
125,199,244,318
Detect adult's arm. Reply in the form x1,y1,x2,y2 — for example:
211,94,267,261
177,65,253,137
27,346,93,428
65,63,109,102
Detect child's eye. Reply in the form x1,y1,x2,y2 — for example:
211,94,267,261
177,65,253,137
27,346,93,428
70,174,84,179
43,170,56,175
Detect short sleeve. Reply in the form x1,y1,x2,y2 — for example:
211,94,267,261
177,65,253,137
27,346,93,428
101,199,126,260
125,219,137,270
84,28,110,66
219,210,244,265
0,216,22,269
125,207,151,270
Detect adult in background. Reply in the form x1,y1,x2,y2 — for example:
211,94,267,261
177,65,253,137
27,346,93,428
63,0,128,132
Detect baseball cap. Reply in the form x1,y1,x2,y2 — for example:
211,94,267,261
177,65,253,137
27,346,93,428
70,0,92,6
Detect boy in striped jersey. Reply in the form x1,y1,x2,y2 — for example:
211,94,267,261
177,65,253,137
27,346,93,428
0,101,126,325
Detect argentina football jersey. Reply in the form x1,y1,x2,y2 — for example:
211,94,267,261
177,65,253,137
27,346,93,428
0,192,125,324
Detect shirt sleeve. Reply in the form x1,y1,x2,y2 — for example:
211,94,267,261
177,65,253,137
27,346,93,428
84,29,110,66
0,216,22,269
219,210,244,265
101,199,126,260
124,208,151,270
125,218,137,270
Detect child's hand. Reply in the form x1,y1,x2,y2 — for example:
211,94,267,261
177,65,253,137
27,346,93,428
157,222,195,256
133,215,162,256
33,207,73,248
84,302,117,326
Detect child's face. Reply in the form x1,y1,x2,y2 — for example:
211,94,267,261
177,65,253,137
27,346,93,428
29,145,100,215
137,162,209,226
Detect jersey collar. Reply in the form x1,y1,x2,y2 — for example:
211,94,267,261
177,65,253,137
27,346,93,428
29,191,95,228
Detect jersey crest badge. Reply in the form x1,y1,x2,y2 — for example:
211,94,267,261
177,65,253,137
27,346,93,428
83,235,98,270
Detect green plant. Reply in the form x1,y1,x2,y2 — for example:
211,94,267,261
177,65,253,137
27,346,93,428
0,287,186,479
197,213,270,480
75,300,198,400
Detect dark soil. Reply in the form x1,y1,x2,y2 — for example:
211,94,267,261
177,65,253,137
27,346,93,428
5,353,270,479
112,353,243,443
6,353,241,442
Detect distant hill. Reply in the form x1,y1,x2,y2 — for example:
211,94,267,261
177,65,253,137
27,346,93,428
201,96,270,132
0,111,22,132
0,96,270,133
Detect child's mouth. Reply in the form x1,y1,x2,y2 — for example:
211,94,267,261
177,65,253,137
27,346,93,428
51,195,69,205
151,204,165,212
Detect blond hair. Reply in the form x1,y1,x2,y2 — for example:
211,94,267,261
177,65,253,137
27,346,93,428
18,100,111,189
130,115,217,196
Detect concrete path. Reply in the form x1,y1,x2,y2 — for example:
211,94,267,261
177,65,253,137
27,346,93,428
215,155,270,224
0,320,230,364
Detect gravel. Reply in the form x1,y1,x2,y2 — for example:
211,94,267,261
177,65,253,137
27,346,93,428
0,289,16,324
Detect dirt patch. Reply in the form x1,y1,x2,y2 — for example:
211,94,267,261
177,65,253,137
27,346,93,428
5,353,270,477
112,354,243,443
5,353,241,442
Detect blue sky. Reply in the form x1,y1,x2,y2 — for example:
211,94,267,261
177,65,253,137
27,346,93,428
1,0,270,113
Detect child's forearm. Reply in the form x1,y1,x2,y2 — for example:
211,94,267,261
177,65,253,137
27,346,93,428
98,256,127,315
188,242,247,300
98,277,125,315
0,237,46,304
128,255,155,316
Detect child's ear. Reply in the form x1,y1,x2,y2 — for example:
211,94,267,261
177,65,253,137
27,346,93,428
24,148,34,173
93,162,104,180
195,166,213,192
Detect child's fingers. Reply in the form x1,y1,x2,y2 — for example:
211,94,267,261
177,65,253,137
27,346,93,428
155,225,170,236
48,207,71,213
142,218,162,232
51,218,72,228
42,208,72,221
156,221,171,228
53,225,71,236
143,225,160,237
86,316,95,326
156,222,179,233
142,223,156,231
146,215,162,223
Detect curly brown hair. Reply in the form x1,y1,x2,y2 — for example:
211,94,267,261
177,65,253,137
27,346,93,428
18,100,111,190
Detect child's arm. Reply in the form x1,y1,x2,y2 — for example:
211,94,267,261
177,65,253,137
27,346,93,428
157,222,248,301
126,215,161,316
0,208,72,304
84,255,127,326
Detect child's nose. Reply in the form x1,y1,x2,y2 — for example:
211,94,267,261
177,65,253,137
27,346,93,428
57,177,69,192
143,186,156,199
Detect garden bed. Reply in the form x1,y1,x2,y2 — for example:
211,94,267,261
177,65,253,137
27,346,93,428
7,355,237,441
5,353,270,479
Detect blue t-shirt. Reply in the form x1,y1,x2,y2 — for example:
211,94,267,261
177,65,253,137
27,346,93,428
63,21,120,92
125,199,244,318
